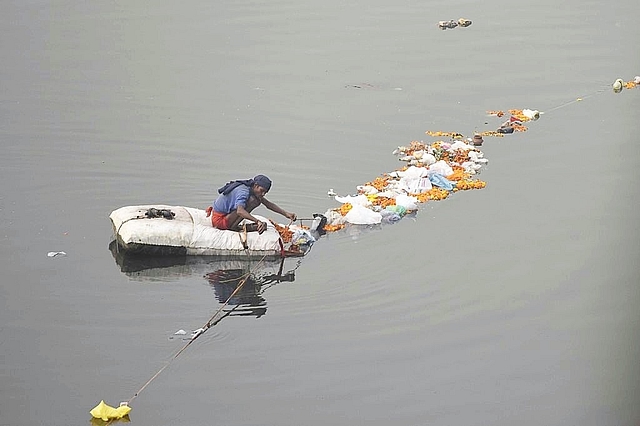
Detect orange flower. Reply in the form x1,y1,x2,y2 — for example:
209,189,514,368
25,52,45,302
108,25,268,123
447,168,470,181
338,203,353,216
456,179,486,190
269,220,293,243
365,176,391,191
426,188,450,200
323,223,345,232
426,131,464,139
370,196,396,208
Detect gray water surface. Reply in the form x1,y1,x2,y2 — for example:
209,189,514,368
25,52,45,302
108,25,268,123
1,1,639,425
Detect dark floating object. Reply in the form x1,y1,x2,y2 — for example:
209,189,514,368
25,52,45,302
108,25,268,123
438,20,458,30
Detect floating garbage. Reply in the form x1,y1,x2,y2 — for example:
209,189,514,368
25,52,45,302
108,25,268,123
90,400,131,421
289,138,488,234
47,251,66,257
483,108,541,135
613,79,624,93
522,109,540,120
269,78,635,241
612,76,639,93
291,229,316,247
438,20,458,30
438,18,472,30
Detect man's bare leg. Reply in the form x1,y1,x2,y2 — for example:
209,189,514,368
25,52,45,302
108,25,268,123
226,195,262,231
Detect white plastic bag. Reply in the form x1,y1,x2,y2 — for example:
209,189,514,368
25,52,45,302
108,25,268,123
420,153,437,166
396,165,429,178
335,194,370,206
399,176,432,193
450,140,473,151
344,204,382,225
429,160,453,177
395,194,419,210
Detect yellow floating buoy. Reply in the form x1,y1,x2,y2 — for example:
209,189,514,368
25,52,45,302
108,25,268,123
90,400,131,421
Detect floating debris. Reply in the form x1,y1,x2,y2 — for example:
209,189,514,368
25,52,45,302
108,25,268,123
307,139,488,229
438,20,458,30
274,74,636,240
90,400,131,421
471,134,484,146
613,79,624,93
47,251,66,258
345,83,378,89
439,18,472,30
613,77,639,93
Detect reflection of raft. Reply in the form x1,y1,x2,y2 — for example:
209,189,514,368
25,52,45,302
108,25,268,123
109,205,284,258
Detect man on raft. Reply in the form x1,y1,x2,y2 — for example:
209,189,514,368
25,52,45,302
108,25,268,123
206,174,296,234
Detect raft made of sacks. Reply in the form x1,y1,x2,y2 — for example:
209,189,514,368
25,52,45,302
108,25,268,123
110,205,284,258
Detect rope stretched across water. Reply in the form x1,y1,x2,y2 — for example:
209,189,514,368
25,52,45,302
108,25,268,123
124,254,269,406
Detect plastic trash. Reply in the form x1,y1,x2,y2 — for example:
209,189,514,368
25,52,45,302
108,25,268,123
420,153,437,166
380,209,402,223
439,19,471,29
90,400,131,421
335,194,370,206
344,204,382,225
385,205,407,217
438,20,458,30
522,109,540,120
395,194,419,210
174,329,187,335
400,176,432,193
311,214,328,236
497,125,514,134
427,172,454,190
356,185,379,195
450,140,473,150
613,79,624,93
429,160,454,177
47,251,66,257
396,165,429,178
323,209,346,226
291,229,316,247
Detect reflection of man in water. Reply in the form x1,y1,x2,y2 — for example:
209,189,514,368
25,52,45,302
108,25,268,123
205,264,296,319
205,269,268,318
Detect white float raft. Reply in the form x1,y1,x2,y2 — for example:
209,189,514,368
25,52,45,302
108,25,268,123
109,205,284,258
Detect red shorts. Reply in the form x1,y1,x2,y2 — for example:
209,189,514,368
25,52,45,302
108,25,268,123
206,206,230,230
